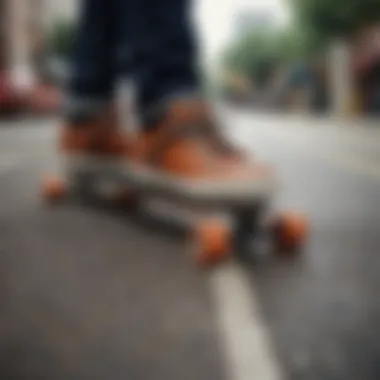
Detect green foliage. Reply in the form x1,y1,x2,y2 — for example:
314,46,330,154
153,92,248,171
47,19,75,58
292,0,380,39
222,26,308,87
222,0,380,88
221,0,380,92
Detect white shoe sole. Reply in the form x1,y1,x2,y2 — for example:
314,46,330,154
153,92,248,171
64,155,279,206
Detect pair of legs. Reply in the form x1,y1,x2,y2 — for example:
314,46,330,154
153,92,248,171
66,0,198,124
60,0,273,202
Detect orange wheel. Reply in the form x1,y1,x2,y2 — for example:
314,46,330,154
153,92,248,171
42,176,67,203
192,219,232,268
272,212,309,254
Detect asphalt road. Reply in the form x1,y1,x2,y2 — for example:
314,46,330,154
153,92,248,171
0,110,379,380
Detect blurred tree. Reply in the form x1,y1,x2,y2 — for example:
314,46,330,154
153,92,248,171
292,0,380,42
222,26,307,88
47,19,75,59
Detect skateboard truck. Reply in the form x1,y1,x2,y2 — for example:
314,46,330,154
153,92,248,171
192,208,308,268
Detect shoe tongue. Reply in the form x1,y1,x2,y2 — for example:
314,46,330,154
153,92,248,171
166,103,243,159
144,107,213,166
169,104,242,159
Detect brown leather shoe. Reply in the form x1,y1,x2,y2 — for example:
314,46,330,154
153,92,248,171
124,99,276,203
60,105,129,157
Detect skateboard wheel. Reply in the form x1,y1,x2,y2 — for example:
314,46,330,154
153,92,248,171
272,212,308,254
42,176,67,203
192,219,231,267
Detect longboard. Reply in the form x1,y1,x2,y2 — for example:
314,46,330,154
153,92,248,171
42,155,308,267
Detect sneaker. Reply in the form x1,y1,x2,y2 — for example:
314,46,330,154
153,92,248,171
59,105,128,157
123,99,276,204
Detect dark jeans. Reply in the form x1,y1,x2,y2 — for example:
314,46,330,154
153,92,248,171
67,0,200,121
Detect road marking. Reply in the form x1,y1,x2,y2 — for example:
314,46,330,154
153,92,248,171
210,262,283,380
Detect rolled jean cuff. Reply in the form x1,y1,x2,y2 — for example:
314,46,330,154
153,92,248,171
62,95,112,123
140,88,203,128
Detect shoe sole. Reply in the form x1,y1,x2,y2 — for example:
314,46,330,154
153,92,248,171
64,155,279,206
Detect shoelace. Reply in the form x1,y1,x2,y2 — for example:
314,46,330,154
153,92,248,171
201,116,245,159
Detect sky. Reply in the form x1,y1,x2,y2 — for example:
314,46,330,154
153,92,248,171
195,0,289,64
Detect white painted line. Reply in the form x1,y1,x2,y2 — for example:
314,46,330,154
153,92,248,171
209,262,283,380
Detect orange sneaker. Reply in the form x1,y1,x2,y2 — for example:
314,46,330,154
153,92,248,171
56,105,134,201
59,105,129,158
123,99,276,203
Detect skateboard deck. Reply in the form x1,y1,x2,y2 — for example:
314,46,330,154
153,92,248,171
42,156,308,267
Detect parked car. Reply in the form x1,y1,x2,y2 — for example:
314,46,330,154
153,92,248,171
0,68,62,117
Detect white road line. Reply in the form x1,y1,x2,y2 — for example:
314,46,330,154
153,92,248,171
210,262,283,380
